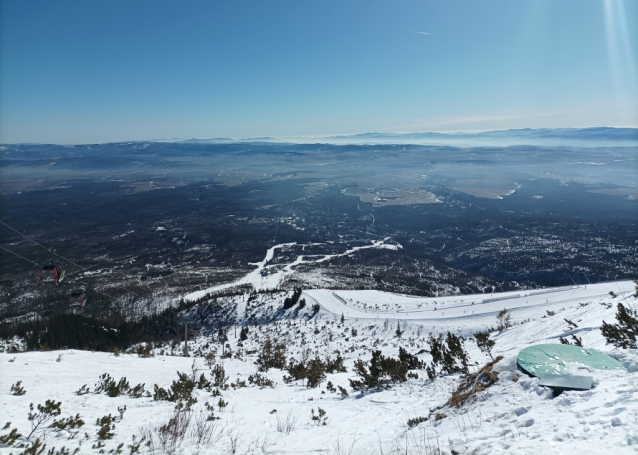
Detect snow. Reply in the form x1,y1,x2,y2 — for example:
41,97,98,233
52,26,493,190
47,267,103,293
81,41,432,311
183,238,398,302
1,281,637,454
305,282,634,335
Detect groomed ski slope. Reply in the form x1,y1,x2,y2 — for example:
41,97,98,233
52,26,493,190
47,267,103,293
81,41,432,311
1,281,637,455
304,281,634,334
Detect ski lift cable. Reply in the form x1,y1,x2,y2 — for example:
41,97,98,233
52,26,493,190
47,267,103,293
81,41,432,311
1,243,178,324
66,275,179,324
2,218,206,329
0,219,149,301
136,279,180,318
0,244,43,267
2,245,109,310
0,220,85,270
3,247,178,325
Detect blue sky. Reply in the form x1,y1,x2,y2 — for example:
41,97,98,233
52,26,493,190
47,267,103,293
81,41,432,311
1,0,636,144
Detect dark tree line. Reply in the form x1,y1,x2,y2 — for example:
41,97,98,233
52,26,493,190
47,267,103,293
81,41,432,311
0,311,181,352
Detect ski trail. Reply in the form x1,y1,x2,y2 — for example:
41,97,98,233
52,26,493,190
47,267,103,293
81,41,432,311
183,238,397,302
304,281,634,334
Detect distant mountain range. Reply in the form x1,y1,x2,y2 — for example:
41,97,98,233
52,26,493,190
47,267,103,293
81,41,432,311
323,127,638,146
4,127,637,147
172,127,637,147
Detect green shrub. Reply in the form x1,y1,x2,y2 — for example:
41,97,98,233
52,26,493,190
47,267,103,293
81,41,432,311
0,427,21,447
211,365,228,388
398,347,424,369
94,374,145,398
230,379,246,389
204,351,216,369
426,332,469,379
286,360,307,381
153,371,196,403
256,338,287,371
324,354,347,373
74,385,90,396
310,408,327,426
10,381,26,396
50,414,84,430
474,332,495,360
27,400,62,439
349,350,408,391
601,302,638,349
248,373,274,388
305,358,326,388
559,334,583,347
96,415,116,440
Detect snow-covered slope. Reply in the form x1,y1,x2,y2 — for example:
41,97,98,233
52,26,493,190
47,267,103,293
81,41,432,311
1,282,637,455
305,281,634,335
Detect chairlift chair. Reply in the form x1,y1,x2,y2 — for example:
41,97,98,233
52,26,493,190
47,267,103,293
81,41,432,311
38,265,65,285
69,291,88,308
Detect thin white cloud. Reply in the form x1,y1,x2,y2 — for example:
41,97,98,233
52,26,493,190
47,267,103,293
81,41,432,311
413,31,431,35
384,108,596,133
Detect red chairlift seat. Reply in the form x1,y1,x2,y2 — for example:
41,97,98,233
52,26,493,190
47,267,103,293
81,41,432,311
69,291,87,308
38,265,65,285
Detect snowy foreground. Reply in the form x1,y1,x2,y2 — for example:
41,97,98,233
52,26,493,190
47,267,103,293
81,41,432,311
2,281,637,455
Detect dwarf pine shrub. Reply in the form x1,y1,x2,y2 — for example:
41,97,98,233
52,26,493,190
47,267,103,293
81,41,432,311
601,302,638,349
94,373,145,398
426,332,469,379
96,414,116,440
137,343,154,358
256,338,287,371
10,381,26,396
27,400,62,439
324,354,347,373
204,351,216,369
248,373,274,388
51,414,85,431
310,408,327,426
349,350,408,391
211,365,228,388
474,332,495,360
0,427,21,447
75,385,90,396
305,357,326,388
285,359,307,382
398,347,424,369
559,334,583,347
153,371,196,403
